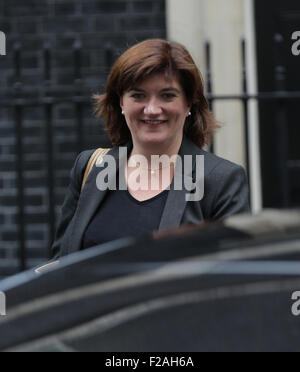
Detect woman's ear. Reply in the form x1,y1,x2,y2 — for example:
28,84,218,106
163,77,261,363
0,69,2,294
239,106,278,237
120,96,124,111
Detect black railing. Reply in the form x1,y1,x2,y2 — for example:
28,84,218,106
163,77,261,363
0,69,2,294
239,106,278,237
1,40,114,272
1,38,300,273
206,38,300,210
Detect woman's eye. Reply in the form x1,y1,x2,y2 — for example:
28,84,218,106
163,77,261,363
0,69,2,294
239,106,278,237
163,93,176,99
131,94,145,99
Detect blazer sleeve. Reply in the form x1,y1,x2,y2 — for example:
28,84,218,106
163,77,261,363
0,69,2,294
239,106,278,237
51,151,93,260
203,161,250,221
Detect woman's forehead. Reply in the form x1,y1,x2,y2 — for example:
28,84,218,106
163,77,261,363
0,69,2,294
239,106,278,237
128,72,182,91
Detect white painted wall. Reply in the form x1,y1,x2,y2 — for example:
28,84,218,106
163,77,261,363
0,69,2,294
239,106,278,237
166,0,206,72
243,0,262,212
167,0,245,166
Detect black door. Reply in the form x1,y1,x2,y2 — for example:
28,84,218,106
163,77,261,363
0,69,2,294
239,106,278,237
255,0,300,208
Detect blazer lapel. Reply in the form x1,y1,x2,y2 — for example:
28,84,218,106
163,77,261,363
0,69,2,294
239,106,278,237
158,173,193,232
158,136,198,231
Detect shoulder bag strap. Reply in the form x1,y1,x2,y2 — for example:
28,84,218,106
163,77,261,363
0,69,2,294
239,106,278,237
81,148,111,191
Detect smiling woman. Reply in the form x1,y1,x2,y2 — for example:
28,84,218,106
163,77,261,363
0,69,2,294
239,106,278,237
94,39,219,149
120,73,190,151
50,39,250,260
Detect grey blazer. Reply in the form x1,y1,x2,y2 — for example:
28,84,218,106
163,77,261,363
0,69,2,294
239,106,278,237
51,136,250,259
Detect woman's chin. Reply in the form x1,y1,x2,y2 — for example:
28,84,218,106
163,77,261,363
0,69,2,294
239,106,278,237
138,133,169,146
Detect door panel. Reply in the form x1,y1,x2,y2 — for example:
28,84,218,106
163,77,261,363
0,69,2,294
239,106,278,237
255,0,300,207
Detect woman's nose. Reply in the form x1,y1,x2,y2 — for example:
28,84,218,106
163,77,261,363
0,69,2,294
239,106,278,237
144,100,163,115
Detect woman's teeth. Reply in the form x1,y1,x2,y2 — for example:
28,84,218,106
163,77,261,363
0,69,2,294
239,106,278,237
143,120,165,125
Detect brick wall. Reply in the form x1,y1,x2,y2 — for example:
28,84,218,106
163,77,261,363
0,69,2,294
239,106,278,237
0,0,166,277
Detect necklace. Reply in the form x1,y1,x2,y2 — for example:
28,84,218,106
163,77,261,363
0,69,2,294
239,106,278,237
128,164,173,175
141,166,172,175
127,153,174,176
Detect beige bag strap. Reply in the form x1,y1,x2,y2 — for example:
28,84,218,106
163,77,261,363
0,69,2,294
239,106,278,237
81,148,111,191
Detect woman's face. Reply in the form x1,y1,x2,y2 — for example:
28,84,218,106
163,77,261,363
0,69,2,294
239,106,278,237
120,73,191,150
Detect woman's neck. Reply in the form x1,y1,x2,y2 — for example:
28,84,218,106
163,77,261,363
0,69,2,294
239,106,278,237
129,137,183,165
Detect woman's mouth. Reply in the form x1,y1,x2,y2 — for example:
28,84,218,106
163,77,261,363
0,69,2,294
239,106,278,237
142,120,167,126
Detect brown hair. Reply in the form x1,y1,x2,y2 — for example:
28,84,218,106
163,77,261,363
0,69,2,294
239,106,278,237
94,39,220,148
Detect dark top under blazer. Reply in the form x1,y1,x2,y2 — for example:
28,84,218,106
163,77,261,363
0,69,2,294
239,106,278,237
51,136,250,259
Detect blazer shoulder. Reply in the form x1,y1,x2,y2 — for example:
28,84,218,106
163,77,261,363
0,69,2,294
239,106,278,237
197,150,250,219
77,149,97,167
75,147,113,172
71,149,97,190
73,147,114,186
198,148,245,177
181,138,244,176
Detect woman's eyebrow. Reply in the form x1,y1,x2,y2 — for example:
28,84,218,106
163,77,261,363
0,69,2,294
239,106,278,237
129,88,145,92
160,88,181,93
129,87,181,93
